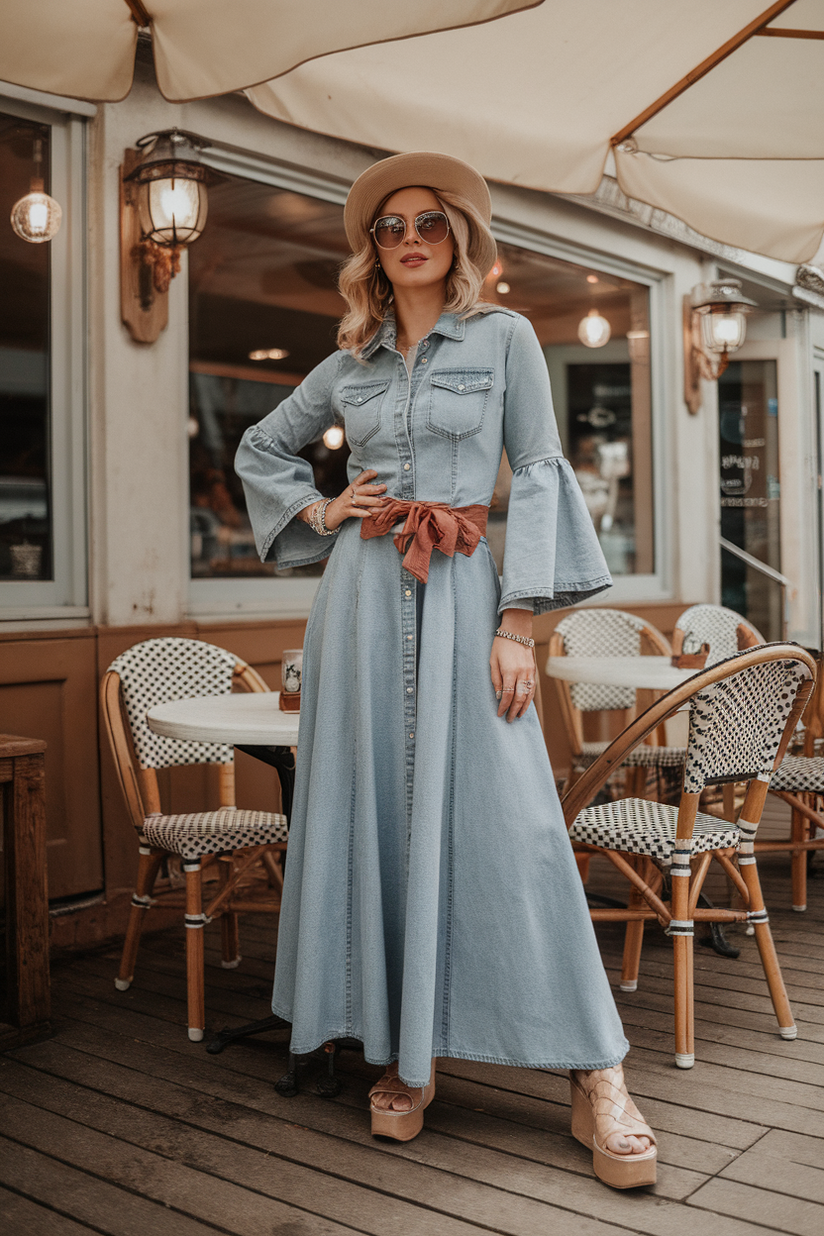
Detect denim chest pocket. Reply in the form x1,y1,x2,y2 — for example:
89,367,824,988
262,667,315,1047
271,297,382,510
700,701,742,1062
340,380,390,447
426,369,494,440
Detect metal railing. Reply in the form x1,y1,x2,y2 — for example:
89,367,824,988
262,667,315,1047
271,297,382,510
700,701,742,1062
719,536,792,640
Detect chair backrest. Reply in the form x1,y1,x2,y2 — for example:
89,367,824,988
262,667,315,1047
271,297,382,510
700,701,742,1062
682,654,810,793
107,637,239,770
553,608,672,711
674,604,764,666
563,644,816,832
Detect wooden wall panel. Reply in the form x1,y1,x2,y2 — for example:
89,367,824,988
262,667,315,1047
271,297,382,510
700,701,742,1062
0,635,102,901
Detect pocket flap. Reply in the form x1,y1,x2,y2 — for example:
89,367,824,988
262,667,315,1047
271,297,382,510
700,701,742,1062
430,369,494,395
341,380,390,406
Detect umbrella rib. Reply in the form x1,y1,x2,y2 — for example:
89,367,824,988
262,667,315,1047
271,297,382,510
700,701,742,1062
755,27,824,38
611,0,798,146
124,0,151,28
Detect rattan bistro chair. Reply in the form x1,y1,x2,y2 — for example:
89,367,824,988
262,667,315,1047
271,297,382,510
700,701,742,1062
562,644,815,1069
672,603,764,663
549,608,676,790
101,637,288,1042
760,653,824,911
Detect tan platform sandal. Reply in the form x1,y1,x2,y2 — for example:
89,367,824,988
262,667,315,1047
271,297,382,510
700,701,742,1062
369,1061,436,1141
570,1065,657,1189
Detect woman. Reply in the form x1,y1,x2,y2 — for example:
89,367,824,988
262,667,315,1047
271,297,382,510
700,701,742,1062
236,151,657,1189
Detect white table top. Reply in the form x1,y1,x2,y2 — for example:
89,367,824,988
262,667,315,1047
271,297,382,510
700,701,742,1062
545,655,698,692
147,692,300,746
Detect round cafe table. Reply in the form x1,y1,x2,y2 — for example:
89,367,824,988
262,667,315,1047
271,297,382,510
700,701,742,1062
147,690,300,1058
545,655,697,693
147,691,299,747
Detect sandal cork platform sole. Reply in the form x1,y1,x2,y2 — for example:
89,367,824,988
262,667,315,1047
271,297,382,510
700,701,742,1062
570,1067,657,1189
369,1063,436,1142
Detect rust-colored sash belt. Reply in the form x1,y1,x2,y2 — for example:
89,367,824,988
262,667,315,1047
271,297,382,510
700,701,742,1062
360,499,488,584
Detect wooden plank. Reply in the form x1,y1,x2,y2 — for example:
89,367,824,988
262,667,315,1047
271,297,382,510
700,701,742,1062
0,1135,223,1236
719,1129,824,1203
3,1042,771,1236
0,1058,637,1236
0,1185,96,1235
0,1090,450,1236
687,1176,824,1236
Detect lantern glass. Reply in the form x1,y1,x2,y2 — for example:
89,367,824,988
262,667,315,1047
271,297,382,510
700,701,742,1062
578,308,611,348
139,175,207,247
700,308,746,355
11,188,62,243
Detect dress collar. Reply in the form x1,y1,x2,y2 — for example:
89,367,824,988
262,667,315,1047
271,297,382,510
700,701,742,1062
361,311,466,359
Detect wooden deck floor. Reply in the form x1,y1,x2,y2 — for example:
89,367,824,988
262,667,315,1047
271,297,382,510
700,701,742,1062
2,845,822,1235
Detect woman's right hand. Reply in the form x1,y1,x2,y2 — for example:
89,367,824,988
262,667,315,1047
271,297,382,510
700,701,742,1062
305,469,387,532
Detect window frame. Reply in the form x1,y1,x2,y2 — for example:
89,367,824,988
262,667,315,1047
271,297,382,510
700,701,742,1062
188,146,672,618
0,94,88,620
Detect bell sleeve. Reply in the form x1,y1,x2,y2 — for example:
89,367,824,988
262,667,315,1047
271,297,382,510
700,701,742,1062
234,351,342,570
498,315,613,615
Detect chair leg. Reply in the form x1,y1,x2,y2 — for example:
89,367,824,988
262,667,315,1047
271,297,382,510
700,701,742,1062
740,858,796,1039
218,855,241,969
116,847,163,991
620,882,646,992
671,869,694,1068
790,802,809,912
184,860,207,1042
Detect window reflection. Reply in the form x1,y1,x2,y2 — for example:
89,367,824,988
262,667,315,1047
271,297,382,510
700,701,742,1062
0,113,52,581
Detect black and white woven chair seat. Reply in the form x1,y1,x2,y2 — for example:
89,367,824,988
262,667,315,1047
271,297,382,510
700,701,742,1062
771,755,824,794
576,740,686,771
142,807,288,860
570,798,739,866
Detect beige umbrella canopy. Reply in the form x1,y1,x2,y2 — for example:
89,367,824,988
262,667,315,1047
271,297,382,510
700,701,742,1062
247,0,824,263
0,0,538,103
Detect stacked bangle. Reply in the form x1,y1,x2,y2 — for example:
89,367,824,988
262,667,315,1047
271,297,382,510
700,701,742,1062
308,498,337,537
495,628,535,649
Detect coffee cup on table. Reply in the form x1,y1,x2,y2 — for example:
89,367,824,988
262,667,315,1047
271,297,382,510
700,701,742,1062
279,649,302,711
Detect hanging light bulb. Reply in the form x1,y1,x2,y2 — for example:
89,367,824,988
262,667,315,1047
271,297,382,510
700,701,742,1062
10,137,62,244
578,308,611,348
323,425,345,450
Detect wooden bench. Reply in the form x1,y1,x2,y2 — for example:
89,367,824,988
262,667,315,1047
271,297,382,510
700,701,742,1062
1,734,50,1049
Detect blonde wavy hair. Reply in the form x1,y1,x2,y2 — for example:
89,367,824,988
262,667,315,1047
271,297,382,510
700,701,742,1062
336,188,495,360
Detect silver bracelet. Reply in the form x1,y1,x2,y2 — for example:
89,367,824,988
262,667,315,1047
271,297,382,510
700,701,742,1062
308,498,337,537
495,628,535,649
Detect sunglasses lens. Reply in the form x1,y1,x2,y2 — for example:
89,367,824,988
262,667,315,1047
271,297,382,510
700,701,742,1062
373,217,405,249
416,212,449,244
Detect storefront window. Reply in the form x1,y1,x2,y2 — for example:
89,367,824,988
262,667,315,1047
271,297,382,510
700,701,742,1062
188,174,654,584
0,113,52,582
718,359,781,639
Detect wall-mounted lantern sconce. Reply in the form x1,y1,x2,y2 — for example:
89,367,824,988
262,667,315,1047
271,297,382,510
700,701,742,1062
684,278,756,414
10,131,62,244
121,129,213,344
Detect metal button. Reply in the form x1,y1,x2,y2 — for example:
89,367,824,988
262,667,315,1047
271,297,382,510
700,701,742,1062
403,463,411,471
407,687,413,694
407,634,413,641
405,589,412,597
409,732,415,739
457,384,465,391
420,357,427,364
356,396,363,402
421,340,429,348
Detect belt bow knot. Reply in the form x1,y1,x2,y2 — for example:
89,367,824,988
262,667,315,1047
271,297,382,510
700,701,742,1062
360,499,488,583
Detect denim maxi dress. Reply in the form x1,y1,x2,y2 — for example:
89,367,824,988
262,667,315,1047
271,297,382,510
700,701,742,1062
235,308,629,1086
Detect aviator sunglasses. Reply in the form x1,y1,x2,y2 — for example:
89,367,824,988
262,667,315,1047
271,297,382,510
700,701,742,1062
370,210,451,250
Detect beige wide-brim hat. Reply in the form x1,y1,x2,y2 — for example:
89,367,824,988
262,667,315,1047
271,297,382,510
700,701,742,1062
344,150,497,279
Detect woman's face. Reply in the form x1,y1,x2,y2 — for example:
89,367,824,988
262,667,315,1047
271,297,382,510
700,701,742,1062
373,186,455,294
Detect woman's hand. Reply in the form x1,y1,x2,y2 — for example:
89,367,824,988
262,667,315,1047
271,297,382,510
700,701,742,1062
490,609,536,722
300,470,387,531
